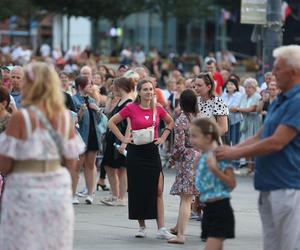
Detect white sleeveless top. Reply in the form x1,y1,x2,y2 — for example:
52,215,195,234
0,108,85,160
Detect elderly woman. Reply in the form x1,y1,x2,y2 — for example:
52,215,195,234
231,77,262,172
231,78,261,143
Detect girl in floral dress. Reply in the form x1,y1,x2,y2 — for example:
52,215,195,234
168,89,200,244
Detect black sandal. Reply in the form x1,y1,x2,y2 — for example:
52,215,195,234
96,184,110,191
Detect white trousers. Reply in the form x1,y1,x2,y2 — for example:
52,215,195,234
259,189,300,250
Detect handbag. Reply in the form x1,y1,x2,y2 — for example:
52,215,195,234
131,108,156,145
97,112,108,135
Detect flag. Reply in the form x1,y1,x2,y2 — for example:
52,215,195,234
282,1,292,21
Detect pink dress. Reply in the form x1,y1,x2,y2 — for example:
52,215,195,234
0,108,85,250
170,112,199,195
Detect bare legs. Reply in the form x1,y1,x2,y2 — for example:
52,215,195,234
169,194,193,243
104,166,127,200
71,151,97,197
205,238,224,250
71,154,84,195
84,151,97,195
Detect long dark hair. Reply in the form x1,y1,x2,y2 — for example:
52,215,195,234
179,89,198,119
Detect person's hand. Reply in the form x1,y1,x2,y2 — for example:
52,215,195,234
174,107,181,116
168,158,175,167
79,104,87,116
154,137,165,145
215,145,238,160
262,92,270,102
206,152,219,173
88,103,99,111
118,143,127,154
122,137,132,144
230,107,238,113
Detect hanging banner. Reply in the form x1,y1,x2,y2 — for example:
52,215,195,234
241,0,267,25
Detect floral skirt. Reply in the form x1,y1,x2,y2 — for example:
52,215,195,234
0,167,74,250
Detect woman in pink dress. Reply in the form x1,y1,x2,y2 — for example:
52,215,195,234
0,62,85,250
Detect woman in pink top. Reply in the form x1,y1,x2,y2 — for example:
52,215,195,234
108,79,175,240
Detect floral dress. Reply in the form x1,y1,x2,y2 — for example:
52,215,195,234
0,108,85,250
170,112,200,195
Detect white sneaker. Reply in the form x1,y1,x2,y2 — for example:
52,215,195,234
77,188,88,197
156,227,176,240
85,195,94,204
101,197,126,206
72,196,79,205
135,227,146,238
100,196,115,204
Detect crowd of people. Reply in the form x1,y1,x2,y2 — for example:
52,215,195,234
0,43,299,250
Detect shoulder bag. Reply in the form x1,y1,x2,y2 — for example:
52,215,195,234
131,108,156,145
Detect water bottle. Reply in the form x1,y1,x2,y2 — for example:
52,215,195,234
113,143,127,157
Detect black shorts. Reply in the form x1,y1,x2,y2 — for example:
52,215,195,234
201,198,235,239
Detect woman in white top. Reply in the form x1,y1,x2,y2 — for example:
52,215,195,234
192,72,229,137
0,62,85,250
221,78,243,146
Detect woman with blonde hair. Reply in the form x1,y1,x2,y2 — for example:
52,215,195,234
108,79,175,240
230,77,261,172
0,62,85,249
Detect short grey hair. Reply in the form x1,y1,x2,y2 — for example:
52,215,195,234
264,71,272,78
244,77,258,89
273,45,300,70
80,65,92,75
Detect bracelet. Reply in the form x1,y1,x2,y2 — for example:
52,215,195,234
163,128,172,133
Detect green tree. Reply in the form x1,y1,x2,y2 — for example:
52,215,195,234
33,0,143,51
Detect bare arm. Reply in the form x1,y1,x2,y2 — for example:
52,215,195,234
63,115,79,172
239,104,257,113
119,118,132,153
234,128,263,148
256,100,265,113
216,115,228,136
107,113,131,144
0,112,24,175
216,125,297,160
154,113,174,145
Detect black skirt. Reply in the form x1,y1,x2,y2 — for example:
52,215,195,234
126,142,162,220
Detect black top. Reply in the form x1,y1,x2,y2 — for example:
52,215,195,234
64,92,76,112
